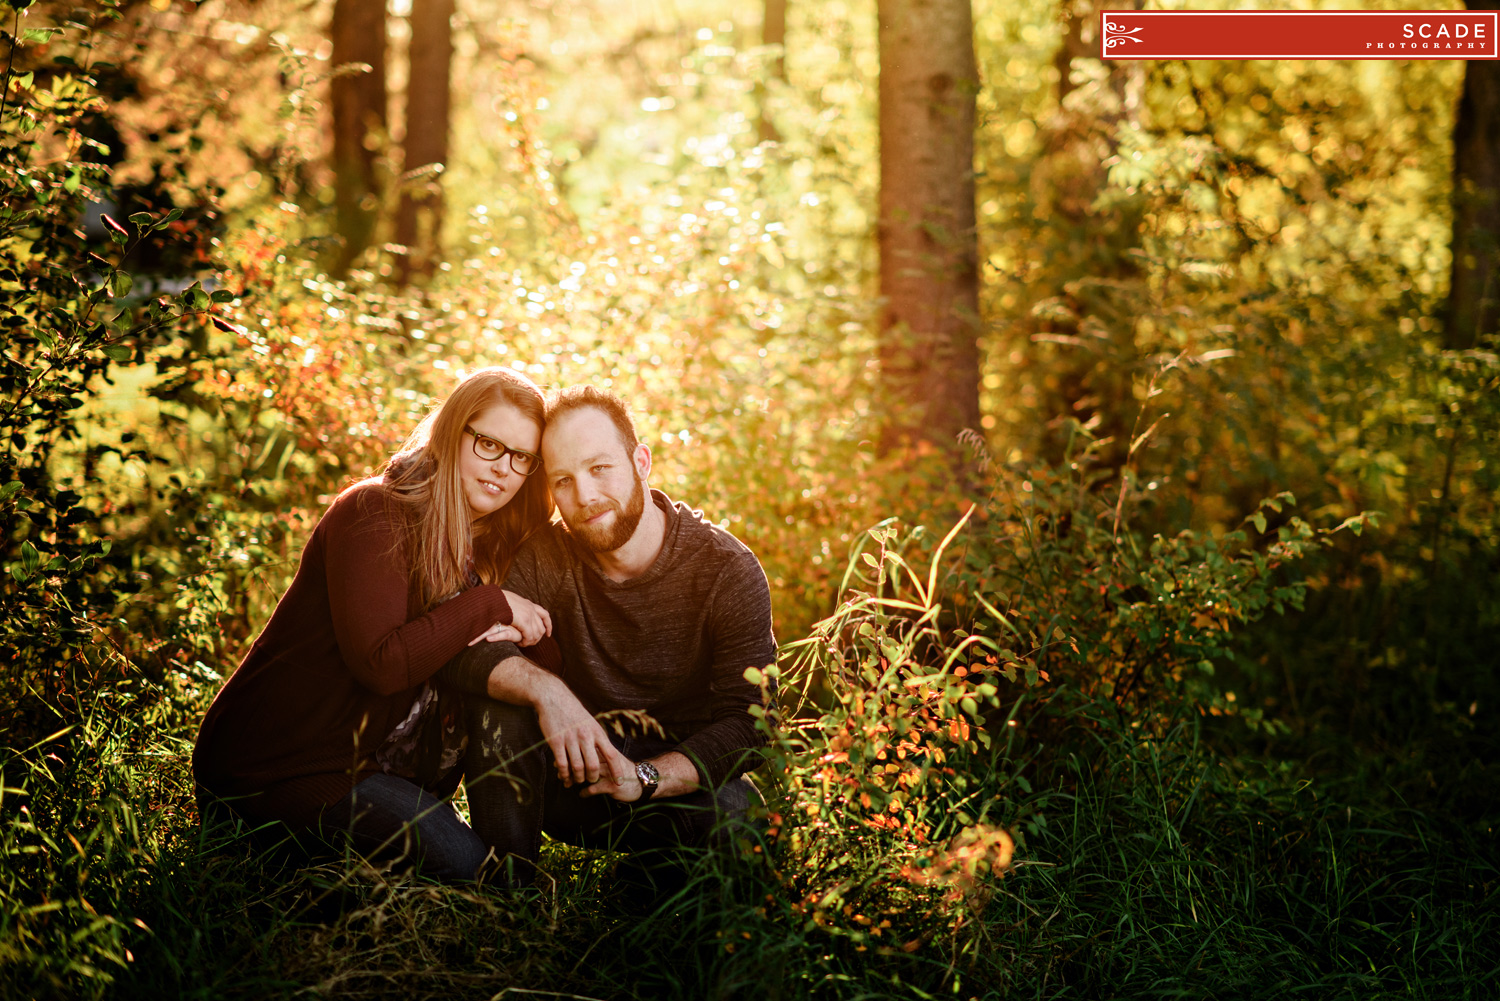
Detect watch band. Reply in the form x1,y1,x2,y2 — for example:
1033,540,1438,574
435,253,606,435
635,760,660,802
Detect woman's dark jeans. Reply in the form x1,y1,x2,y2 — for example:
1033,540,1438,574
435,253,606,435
201,774,489,883
318,772,489,882
463,696,762,888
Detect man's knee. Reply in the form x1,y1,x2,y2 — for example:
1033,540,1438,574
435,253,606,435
463,696,550,806
652,774,762,849
707,774,764,845
713,773,762,818
465,696,545,762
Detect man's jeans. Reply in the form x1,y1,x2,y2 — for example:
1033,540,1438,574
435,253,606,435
463,696,761,887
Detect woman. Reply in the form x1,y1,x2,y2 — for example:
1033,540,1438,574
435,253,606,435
193,367,557,881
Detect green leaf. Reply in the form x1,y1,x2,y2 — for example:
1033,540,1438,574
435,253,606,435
1251,512,1267,534
210,289,235,303
21,541,40,573
102,345,131,361
0,482,22,500
107,271,132,298
128,212,154,226
21,27,61,44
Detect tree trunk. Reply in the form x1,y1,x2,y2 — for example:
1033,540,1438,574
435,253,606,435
1052,0,1089,107
876,0,982,454
1021,0,1144,471
764,0,787,79
1446,36,1500,350
757,0,788,142
330,0,388,275
395,0,455,285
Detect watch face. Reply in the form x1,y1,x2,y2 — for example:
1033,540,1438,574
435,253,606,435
636,761,660,785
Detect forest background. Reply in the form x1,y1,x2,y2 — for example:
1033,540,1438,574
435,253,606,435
1,0,1497,997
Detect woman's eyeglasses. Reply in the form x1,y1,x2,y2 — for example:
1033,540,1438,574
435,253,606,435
464,426,541,476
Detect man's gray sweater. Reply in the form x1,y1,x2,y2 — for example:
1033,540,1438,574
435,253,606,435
441,489,777,787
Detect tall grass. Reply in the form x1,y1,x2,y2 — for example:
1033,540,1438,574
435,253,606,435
4,483,1495,1000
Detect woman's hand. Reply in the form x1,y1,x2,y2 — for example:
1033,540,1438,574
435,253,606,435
501,591,552,646
468,593,551,647
468,622,523,646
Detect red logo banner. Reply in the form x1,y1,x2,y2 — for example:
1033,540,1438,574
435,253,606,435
1100,10,1500,60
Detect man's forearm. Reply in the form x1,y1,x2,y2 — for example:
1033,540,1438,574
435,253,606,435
438,637,524,696
645,749,700,798
485,653,562,707
486,658,704,797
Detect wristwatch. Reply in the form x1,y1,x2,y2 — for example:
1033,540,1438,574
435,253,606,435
634,760,660,802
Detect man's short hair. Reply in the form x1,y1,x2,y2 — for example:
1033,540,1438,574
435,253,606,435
545,385,640,458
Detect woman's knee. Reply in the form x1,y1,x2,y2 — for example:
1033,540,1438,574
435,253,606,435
410,809,490,882
335,774,488,882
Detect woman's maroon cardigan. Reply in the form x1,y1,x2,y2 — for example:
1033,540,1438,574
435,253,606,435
192,477,557,828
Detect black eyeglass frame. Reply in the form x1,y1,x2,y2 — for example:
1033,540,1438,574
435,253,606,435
464,425,542,476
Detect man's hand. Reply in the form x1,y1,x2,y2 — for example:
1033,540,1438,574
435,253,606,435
504,591,552,646
482,654,699,797
532,677,635,787
581,750,700,802
582,767,644,803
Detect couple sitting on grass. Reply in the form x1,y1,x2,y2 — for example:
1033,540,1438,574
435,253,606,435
192,368,777,889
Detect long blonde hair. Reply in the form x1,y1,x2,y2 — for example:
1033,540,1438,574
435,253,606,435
381,367,553,610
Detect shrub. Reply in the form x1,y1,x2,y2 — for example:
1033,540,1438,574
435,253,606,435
743,435,1376,978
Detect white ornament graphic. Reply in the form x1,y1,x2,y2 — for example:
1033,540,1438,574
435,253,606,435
1103,21,1145,50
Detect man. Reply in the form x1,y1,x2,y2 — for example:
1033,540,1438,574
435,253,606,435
439,385,777,884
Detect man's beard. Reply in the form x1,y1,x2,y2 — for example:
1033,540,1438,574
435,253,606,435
566,476,647,553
